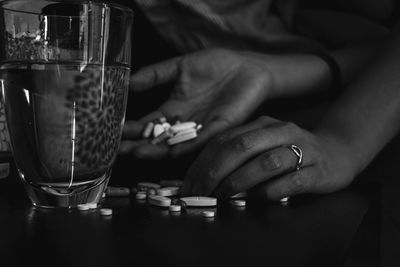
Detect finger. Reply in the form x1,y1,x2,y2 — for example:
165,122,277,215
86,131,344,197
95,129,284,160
119,140,169,159
122,120,145,139
212,145,310,198
253,166,316,201
119,140,148,155
130,57,182,92
184,121,301,196
180,116,282,196
138,110,168,124
169,119,231,158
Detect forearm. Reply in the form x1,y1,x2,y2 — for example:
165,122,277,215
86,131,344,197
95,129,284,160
315,23,400,175
264,41,385,99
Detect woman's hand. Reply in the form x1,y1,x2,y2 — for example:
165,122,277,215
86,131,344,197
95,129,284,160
180,116,358,200
120,48,275,159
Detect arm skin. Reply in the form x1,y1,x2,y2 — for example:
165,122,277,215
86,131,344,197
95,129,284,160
121,41,384,159
179,21,400,199
316,21,400,175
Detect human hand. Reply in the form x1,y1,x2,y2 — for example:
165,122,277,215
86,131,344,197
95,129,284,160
180,116,358,200
120,48,274,159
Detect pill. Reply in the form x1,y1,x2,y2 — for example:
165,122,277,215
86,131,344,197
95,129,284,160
170,122,197,133
86,203,98,209
142,122,154,139
148,195,171,207
169,205,181,212
179,196,217,207
159,117,167,123
77,204,90,211
171,199,187,210
232,200,246,207
172,127,197,137
167,131,197,145
156,186,180,197
135,192,147,200
280,197,290,203
153,124,165,138
100,208,113,216
102,192,106,198
105,187,130,197
162,122,171,130
147,188,157,196
137,182,160,191
201,211,215,218
280,197,290,206
230,191,247,199
151,131,172,144
196,124,203,131
159,179,183,187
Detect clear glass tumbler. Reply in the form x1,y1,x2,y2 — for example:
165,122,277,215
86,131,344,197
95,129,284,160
0,0,133,208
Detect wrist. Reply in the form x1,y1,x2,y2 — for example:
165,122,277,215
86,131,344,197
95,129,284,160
314,127,365,178
264,53,333,99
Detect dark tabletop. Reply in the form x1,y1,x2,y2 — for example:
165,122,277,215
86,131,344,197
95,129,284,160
1,154,398,267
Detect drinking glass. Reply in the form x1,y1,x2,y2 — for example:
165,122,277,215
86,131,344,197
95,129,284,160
0,0,133,208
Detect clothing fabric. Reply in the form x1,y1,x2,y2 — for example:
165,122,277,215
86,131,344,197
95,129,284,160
134,0,393,54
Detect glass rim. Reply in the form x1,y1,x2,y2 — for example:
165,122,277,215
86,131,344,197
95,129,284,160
0,0,134,17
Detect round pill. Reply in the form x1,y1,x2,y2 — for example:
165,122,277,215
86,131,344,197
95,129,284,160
180,196,217,207
232,200,246,207
156,186,180,197
135,192,147,200
169,205,181,212
148,195,171,207
77,204,90,211
100,208,113,216
86,203,98,209
202,211,215,218
280,197,290,203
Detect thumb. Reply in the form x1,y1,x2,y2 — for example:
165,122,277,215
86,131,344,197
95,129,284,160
130,56,182,92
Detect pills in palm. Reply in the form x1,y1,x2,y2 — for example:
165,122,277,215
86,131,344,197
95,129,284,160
142,118,201,146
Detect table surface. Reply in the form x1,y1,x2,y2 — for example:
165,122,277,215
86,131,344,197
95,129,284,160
0,159,399,267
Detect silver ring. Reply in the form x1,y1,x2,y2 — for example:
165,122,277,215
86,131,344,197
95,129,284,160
288,144,303,171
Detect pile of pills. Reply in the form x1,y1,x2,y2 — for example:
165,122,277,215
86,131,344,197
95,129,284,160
76,202,112,217
142,117,202,146
78,181,290,219
130,180,218,218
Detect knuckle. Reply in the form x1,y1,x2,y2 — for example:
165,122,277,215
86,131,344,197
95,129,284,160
260,152,282,172
213,133,231,147
230,135,254,153
283,121,298,131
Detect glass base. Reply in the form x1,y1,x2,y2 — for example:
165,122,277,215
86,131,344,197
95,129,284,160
21,171,110,208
